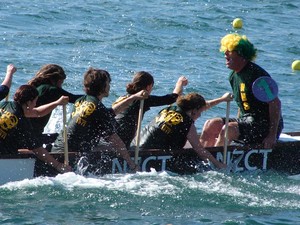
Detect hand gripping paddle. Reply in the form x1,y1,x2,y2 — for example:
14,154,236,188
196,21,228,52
252,76,278,102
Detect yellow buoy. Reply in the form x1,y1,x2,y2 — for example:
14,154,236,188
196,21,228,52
232,18,243,29
292,60,300,70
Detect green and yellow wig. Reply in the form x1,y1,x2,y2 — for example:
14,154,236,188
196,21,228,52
220,33,257,61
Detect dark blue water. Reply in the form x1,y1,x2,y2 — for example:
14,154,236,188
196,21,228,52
1,0,300,224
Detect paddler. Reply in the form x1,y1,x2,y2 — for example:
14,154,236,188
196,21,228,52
135,92,232,170
28,64,83,148
0,85,72,173
52,67,148,173
113,71,188,149
200,33,283,149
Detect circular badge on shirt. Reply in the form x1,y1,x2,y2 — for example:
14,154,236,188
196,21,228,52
252,76,278,102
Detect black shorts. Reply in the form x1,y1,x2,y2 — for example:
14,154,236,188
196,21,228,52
222,115,283,144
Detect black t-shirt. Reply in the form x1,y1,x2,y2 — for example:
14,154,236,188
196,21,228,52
0,101,42,154
229,62,270,121
229,62,284,142
30,84,82,134
138,105,193,150
0,85,9,101
114,93,178,148
53,95,116,152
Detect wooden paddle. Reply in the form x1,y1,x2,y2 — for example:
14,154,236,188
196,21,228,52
223,100,230,164
134,100,144,164
63,104,69,166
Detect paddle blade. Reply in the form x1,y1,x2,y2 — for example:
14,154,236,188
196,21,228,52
252,76,278,102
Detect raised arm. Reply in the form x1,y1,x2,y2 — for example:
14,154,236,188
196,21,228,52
172,76,188,95
0,64,17,101
2,64,17,88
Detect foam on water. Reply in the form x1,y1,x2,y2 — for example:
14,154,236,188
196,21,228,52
2,169,300,209
1,169,300,223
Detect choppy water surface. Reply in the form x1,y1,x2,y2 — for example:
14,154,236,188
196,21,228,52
1,0,300,224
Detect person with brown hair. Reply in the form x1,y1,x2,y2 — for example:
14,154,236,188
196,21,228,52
0,84,71,173
137,92,232,170
52,67,147,173
28,64,82,144
113,71,188,148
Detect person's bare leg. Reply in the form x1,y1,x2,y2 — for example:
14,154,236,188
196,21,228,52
200,118,224,147
214,122,240,147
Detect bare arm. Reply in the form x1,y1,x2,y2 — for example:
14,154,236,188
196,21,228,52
25,96,69,118
2,64,17,88
112,90,148,115
187,124,226,169
107,133,139,171
172,76,188,95
263,97,281,148
203,92,233,111
31,147,72,173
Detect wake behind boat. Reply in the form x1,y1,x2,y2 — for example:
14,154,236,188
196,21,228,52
1,132,300,185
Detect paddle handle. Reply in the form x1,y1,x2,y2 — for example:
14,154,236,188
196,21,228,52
134,100,144,164
223,101,230,163
63,105,69,166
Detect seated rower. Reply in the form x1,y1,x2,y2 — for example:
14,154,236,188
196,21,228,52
28,64,83,146
113,71,188,149
199,33,283,149
135,92,233,170
52,67,147,173
0,85,71,173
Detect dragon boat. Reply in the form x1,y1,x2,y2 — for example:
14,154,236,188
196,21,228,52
1,132,300,185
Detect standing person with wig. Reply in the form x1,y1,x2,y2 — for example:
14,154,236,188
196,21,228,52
0,84,71,173
113,71,188,148
200,33,283,149
136,92,232,170
28,64,83,144
0,64,17,101
52,68,147,172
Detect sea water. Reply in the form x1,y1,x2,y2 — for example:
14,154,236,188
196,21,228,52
1,0,300,224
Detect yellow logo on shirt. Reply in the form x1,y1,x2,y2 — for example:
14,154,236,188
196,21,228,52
156,109,183,134
72,101,96,127
240,82,250,111
0,109,18,139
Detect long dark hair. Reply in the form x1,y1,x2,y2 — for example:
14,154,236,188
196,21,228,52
14,85,39,105
28,64,66,87
126,71,154,94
